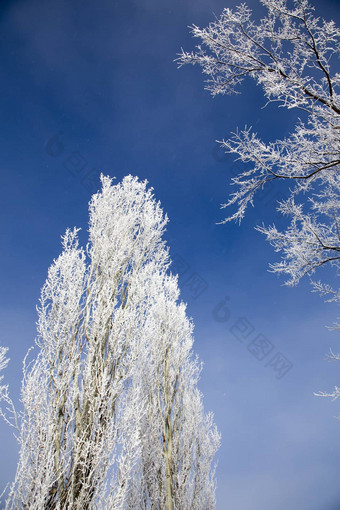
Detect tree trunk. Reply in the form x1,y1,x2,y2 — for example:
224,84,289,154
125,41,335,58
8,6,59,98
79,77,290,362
164,414,174,510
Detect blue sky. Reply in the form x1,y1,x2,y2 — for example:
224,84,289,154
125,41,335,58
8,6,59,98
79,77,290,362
1,0,340,508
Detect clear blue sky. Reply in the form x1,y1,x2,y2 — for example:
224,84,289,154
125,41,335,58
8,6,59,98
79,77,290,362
1,0,340,508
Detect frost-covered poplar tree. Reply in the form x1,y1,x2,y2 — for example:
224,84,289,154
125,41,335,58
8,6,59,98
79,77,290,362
124,272,220,510
0,175,219,509
177,0,340,310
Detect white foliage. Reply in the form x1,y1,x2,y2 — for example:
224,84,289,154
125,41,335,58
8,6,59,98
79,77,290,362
177,0,340,292
0,347,17,434
178,0,340,405
1,175,219,509
125,272,220,509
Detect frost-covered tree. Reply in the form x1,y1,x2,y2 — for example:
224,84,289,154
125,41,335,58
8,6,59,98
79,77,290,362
177,0,340,312
125,272,220,510
0,175,219,509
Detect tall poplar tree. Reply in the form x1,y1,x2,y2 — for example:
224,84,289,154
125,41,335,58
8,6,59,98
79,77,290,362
0,175,219,509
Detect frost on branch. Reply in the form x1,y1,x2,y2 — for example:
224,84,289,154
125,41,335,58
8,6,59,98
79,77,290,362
178,0,340,409
177,0,340,301
3,175,219,510
0,347,17,433
123,272,220,509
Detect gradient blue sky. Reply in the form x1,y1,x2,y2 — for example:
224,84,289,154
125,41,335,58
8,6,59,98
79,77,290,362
1,0,340,508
